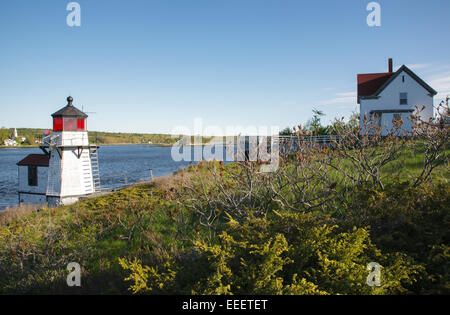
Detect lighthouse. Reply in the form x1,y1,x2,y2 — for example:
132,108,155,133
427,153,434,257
17,96,100,207
45,96,99,206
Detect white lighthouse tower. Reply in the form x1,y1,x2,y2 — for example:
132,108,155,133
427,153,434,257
44,96,99,206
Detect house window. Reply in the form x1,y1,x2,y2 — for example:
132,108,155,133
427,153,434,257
402,75,405,83
373,112,382,127
400,93,408,105
393,113,401,121
28,165,38,186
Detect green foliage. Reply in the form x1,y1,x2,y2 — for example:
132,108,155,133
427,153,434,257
0,128,46,146
280,127,294,136
88,131,181,145
305,109,329,136
88,132,214,146
339,183,450,294
0,126,448,295
0,128,10,143
0,128,187,146
118,257,177,294
120,212,421,295
330,112,360,134
191,220,292,295
0,184,179,294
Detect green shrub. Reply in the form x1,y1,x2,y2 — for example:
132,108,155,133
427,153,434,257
120,212,421,295
339,182,450,294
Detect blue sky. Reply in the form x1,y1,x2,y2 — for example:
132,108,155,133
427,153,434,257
1,0,449,134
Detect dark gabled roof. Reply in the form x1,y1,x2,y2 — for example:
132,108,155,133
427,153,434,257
357,72,394,102
17,154,50,167
357,65,438,103
51,96,88,118
374,65,438,97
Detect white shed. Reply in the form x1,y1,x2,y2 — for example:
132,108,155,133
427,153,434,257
17,154,50,205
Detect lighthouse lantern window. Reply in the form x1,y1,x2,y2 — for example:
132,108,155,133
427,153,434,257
53,118,63,132
77,119,85,130
63,118,77,131
51,97,88,132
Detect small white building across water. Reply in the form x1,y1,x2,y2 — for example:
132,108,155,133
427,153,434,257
17,96,101,207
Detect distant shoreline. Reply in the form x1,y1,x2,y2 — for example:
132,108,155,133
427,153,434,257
0,144,173,149
0,143,230,149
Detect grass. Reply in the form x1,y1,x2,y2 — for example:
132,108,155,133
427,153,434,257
381,146,449,181
0,140,448,294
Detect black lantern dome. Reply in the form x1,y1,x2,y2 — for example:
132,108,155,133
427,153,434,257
52,96,88,131
51,96,88,119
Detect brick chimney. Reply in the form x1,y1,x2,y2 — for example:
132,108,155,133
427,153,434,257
389,58,393,73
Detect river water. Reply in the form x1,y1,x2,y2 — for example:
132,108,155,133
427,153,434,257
0,144,233,210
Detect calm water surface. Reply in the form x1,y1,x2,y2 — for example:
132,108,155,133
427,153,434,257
0,145,232,210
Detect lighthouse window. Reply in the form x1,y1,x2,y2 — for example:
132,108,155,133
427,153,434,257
63,118,77,131
77,119,85,130
53,118,63,131
28,166,38,187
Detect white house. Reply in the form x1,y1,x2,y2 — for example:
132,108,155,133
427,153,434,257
3,128,26,146
358,59,437,135
17,96,100,207
4,138,18,146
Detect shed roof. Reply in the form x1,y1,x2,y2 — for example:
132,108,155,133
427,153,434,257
17,154,50,167
51,96,88,118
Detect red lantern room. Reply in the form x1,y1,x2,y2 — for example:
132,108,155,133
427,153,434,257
51,96,88,132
